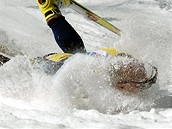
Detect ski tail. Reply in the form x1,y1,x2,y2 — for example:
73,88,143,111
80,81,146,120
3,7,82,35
69,0,121,36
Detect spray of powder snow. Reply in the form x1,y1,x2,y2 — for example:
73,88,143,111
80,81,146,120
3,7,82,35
0,53,162,114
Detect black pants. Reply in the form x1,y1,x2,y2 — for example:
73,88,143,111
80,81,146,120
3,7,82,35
48,16,86,54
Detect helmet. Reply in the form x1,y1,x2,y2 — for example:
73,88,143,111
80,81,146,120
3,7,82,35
110,56,158,92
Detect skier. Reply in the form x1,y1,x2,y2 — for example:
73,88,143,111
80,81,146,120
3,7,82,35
0,0,157,93
35,0,158,93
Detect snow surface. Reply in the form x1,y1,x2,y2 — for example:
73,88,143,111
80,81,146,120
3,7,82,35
0,0,172,128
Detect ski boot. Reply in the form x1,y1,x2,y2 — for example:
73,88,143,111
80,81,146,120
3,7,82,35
36,0,70,21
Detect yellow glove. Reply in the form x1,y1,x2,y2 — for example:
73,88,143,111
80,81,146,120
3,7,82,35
36,0,61,21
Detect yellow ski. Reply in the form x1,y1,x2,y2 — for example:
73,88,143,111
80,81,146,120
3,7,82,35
69,0,121,36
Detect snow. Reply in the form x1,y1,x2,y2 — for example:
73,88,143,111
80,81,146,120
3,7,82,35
0,0,172,128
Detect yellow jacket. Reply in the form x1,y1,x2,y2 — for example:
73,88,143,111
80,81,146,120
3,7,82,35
44,48,119,62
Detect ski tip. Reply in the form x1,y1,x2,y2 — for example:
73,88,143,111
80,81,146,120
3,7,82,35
0,52,10,65
116,31,121,36
112,28,121,36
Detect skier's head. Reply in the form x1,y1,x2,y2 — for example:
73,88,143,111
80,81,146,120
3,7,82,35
110,53,157,93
